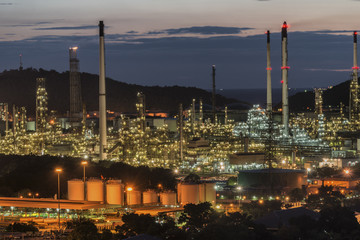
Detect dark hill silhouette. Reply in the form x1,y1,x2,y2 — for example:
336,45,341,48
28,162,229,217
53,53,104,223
0,68,242,117
275,78,353,112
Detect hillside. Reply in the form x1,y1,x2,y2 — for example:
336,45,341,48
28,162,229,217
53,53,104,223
276,78,354,112
0,68,242,116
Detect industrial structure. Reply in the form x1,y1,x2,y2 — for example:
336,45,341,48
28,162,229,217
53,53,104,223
0,21,360,189
99,20,107,161
281,21,290,136
69,46,82,127
35,77,48,133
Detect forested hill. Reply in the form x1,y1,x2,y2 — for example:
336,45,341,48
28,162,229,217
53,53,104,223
279,78,353,112
0,68,241,116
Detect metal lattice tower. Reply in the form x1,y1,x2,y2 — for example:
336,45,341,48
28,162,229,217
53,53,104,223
314,88,323,115
36,78,48,133
69,47,82,124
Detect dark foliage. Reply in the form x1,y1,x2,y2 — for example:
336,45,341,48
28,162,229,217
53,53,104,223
67,218,99,240
0,154,176,197
6,222,39,233
241,200,282,219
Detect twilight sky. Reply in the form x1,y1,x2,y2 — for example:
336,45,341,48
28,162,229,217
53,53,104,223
0,0,360,89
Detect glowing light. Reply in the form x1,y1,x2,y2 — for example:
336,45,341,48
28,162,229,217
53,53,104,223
55,168,62,173
127,187,133,191
266,67,272,70
281,66,290,69
352,66,359,70
281,80,284,84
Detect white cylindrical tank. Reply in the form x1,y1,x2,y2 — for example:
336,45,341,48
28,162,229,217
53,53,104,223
106,180,124,205
127,190,141,205
160,192,177,206
86,179,104,202
180,183,199,205
143,191,158,204
68,179,84,201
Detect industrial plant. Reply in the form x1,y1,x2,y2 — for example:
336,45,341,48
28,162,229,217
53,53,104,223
0,20,360,237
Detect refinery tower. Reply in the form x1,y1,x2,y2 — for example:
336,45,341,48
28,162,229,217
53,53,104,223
69,47,82,126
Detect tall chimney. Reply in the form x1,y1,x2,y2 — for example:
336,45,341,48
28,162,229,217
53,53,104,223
69,46,82,126
350,31,359,121
99,21,107,160
212,65,216,123
179,103,183,163
281,21,289,135
266,30,272,112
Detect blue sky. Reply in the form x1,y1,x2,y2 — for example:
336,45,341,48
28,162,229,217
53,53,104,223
0,0,360,89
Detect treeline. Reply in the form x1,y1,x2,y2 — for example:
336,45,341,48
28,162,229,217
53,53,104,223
0,154,176,198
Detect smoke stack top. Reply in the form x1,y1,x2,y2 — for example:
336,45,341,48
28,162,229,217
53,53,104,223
354,31,357,43
267,30,270,43
99,21,104,37
281,21,288,39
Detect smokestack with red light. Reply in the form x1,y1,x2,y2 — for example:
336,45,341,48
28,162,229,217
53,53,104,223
266,30,272,112
99,20,107,160
281,21,289,135
350,31,359,121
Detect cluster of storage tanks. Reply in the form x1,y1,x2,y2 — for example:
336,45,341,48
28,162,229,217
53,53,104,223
177,182,216,206
67,179,177,206
68,179,216,207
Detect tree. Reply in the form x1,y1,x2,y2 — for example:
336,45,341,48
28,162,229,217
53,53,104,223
241,200,282,219
100,229,113,240
116,213,161,239
67,218,99,240
6,222,38,233
183,173,201,183
319,206,360,235
306,185,344,210
289,188,305,202
316,167,338,186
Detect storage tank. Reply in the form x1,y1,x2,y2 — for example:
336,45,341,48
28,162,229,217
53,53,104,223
143,191,158,205
160,192,177,206
68,179,84,201
86,179,104,202
179,183,199,205
106,180,124,205
127,190,141,205
199,182,216,205
237,169,306,189
177,182,182,203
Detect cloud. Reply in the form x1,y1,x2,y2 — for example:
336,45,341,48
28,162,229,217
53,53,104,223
126,30,138,34
0,3,12,5
34,25,98,30
148,26,253,35
305,68,351,72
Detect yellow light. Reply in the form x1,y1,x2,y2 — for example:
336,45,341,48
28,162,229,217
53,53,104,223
127,187,133,191
55,168,62,173
259,200,264,204
81,161,88,165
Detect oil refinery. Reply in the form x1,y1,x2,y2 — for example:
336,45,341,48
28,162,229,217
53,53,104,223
0,21,360,233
